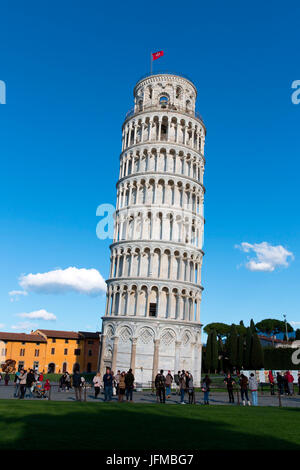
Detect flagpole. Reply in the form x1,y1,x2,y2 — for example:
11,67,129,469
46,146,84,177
150,52,152,74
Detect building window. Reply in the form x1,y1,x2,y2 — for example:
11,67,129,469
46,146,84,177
52,338,56,343
34,349,39,357
87,362,92,373
88,349,92,357
64,349,68,355
18,361,24,371
51,348,55,355
65,339,69,344
22,342,26,345
48,363,55,373
36,342,40,345
74,349,81,356
33,361,39,370
1,348,7,355
76,340,80,345
149,303,157,317
20,349,25,356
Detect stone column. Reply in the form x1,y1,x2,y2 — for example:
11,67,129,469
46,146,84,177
98,334,106,375
111,336,119,373
130,338,138,374
152,339,160,383
174,340,181,373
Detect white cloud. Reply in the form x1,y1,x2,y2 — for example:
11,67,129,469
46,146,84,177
9,290,28,302
291,321,300,328
11,321,38,332
235,241,294,272
18,267,106,296
0,324,5,329
16,309,56,321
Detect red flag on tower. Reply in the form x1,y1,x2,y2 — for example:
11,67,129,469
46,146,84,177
152,50,164,61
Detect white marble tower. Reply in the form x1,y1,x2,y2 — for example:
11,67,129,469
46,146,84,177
99,73,206,385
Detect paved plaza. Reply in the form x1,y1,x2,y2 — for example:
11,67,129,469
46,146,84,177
1,384,299,407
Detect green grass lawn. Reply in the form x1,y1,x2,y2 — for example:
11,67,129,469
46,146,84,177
0,400,299,450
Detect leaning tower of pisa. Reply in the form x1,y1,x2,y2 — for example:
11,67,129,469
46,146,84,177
99,73,206,385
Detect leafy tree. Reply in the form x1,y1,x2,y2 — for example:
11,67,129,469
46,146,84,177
204,323,230,339
255,318,293,341
296,329,300,340
251,332,264,369
226,324,238,370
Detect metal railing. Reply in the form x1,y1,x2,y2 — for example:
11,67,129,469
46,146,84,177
124,104,205,125
135,71,196,87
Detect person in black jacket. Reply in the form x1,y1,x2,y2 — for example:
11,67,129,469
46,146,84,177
155,370,166,404
224,373,236,403
73,370,82,401
125,368,135,402
26,369,35,398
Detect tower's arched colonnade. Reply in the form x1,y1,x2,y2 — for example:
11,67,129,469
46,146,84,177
99,73,206,385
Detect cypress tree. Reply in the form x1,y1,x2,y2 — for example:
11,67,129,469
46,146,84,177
217,337,224,372
211,329,218,373
205,332,212,373
227,324,238,370
236,334,244,370
251,332,264,369
250,318,256,333
245,327,252,369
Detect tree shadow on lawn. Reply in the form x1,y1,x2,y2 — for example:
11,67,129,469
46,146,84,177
0,402,299,451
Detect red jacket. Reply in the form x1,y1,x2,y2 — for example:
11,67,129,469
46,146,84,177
44,380,51,391
286,373,294,383
268,371,274,383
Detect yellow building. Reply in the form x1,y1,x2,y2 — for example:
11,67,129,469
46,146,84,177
0,329,100,374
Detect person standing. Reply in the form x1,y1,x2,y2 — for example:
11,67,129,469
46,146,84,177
268,370,275,395
65,372,71,390
179,370,186,404
187,372,195,404
115,370,121,396
276,372,284,395
174,371,181,395
118,371,126,402
73,370,83,401
44,379,51,398
4,372,10,386
93,372,102,399
285,370,294,396
249,373,258,406
19,370,27,399
14,370,21,397
155,370,166,404
165,371,173,398
224,373,235,403
103,367,113,402
202,374,211,405
26,369,35,398
239,374,251,406
125,368,135,402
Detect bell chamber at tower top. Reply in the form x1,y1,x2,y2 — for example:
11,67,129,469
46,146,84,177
122,73,206,154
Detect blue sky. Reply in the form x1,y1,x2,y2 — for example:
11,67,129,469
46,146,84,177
0,0,299,335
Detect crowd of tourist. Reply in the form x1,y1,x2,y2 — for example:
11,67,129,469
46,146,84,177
1,368,299,405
